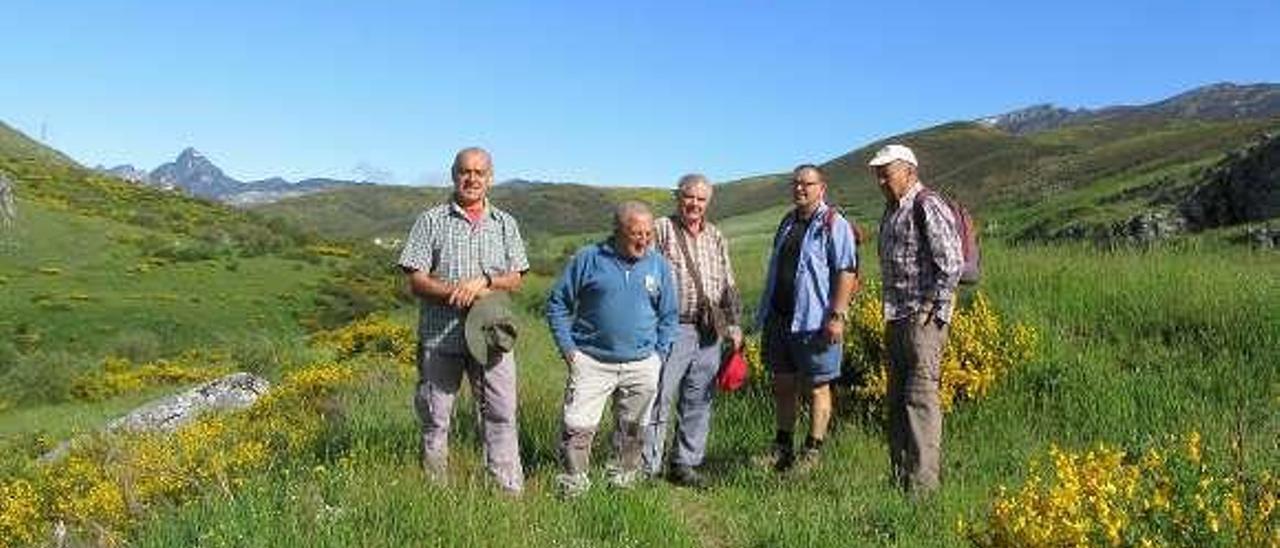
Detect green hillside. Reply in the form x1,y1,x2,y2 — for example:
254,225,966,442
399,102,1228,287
257,116,1280,249
256,181,673,244
711,117,1280,241
0,123,357,424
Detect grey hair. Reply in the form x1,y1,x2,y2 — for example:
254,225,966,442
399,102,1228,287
451,147,492,176
613,200,653,229
675,173,712,196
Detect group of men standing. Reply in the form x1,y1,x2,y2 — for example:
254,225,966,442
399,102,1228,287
396,144,963,498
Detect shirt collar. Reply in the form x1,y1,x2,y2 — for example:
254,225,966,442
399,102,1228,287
602,238,650,263
896,181,924,209
449,198,494,219
791,201,829,225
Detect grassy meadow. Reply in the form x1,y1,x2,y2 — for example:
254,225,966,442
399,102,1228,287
3,206,1272,546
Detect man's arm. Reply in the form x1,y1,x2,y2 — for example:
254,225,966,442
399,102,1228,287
716,230,744,350
655,260,680,360
546,252,582,365
824,271,858,343
824,215,860,343
920,196,963,321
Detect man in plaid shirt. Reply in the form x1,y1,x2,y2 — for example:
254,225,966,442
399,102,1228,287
398,147,530,494
870,144,963,495
643,173,743,488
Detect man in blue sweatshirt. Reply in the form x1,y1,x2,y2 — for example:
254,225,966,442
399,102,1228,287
546,201,679,498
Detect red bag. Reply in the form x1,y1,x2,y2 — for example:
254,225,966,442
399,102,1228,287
717,349,748,392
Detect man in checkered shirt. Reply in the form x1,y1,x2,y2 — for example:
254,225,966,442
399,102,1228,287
398,147,530,494
870,144,963,495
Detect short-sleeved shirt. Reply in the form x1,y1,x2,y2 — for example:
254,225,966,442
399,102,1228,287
770,216,811,318
398,200,529,352
757,202,858,333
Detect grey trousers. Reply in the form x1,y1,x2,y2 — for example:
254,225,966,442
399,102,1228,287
415,346,524,492
644,325,720,473
559,352,661,478
886,317,948,494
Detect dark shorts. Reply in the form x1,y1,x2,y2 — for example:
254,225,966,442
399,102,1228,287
761,317,843,385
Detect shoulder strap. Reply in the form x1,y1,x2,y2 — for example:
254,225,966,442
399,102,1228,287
913,188,932,251
673,218,711,308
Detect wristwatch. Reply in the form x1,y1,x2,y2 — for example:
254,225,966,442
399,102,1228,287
829,309,849,323
483,272,493,288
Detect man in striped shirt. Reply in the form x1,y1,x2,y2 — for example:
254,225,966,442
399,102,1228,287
870,144,963,495
398,147,530,494
643,174,743,488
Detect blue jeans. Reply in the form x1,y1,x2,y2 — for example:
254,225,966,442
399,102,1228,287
643,325,721,473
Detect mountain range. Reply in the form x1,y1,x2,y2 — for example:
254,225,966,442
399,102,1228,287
978,82,1280,135
97,148,369,205
254,82,1280,245
4,81,1279,246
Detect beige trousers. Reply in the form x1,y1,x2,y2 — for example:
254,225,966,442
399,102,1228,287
886,317,948,494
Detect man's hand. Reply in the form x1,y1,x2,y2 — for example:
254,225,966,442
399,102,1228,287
727,326,744,352
824,317,844,345
914,311,933,327
446,277,489,308
562,350,579,370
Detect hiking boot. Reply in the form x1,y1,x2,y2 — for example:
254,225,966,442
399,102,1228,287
767,443,795,472
667,465,706,489
421,456,447,486
792,446,821,474
605,464,643,490
555,472,591,499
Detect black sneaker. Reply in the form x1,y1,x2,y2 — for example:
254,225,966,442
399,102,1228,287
668,465,706,489
772,444,795,472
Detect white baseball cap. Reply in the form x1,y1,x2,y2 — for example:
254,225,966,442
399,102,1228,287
867,144,918,167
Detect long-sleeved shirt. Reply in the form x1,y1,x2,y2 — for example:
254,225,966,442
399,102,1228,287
546,240,679,363
653,216,741,327
878,182,963,323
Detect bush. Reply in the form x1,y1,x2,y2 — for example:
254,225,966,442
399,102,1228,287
839,286,1039,416
3,362,355,545
69,351,234,402
0,351,81,406
967,433,1279,546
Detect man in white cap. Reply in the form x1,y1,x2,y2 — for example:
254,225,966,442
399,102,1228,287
868,143,962,494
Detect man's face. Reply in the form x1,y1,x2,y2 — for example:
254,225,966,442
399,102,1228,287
791,168,825,210
616,213,654,260
874,161,912,200
677,184,711,227
453,151,493,206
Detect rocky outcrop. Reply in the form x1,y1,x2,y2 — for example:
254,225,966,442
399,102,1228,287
1108,210,1187,245
40,372,270,462
105,372,270,433
1239,224,1280,249
1180,133,1280,229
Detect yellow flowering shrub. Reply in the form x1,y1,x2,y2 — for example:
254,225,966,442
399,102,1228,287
312,314,415,368
741,335,765,385
969,433,1280,547
305,244,353,258
3,362,355,546
0,479,41,547
71,351,234,402
843,282,1039,413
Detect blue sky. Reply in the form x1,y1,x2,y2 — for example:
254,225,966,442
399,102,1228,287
2,1,1278,186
